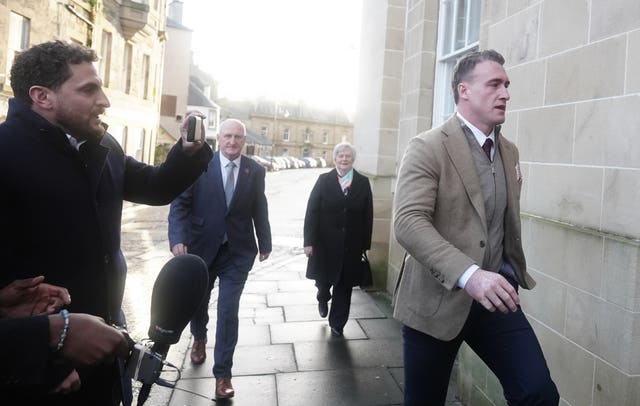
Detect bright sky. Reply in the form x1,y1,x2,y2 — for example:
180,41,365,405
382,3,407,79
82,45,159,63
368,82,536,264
180,0,362,115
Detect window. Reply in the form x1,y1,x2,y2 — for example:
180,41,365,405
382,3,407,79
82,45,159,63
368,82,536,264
99,31,112,87
123,43,133,94
283,128,290,141
322,131,328,144
121,126,129,153
432,0,481,125
207,108,218,130
6,12,30,82
142,54,150,99
135,129,145,161
160,95,177,116
304,128,312,143
261,126,268,137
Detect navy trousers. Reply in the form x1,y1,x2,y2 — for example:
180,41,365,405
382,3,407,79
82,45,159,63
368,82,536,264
403,298,559,405
190,244,248,378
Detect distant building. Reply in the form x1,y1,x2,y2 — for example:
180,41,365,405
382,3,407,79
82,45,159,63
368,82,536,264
159,0,219,150
219,98,353,165
0,0,167,164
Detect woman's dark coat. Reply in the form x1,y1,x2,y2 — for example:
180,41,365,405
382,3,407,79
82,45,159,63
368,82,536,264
303,168,373,286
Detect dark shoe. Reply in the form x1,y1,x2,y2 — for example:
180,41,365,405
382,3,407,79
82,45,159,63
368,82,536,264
215,377,235,399
330,327,343,337
190,339,206,365
318,301,328,318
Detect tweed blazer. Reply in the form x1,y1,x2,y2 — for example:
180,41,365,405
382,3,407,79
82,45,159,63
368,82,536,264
392,115,535,341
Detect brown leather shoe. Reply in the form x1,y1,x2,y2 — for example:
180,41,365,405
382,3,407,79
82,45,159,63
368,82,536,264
190,339,206,365
215,377,235,399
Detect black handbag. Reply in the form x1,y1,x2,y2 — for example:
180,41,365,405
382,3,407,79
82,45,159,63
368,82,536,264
359,251,373,288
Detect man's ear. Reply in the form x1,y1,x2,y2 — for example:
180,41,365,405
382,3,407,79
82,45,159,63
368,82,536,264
28,86,53,110
457,82,469,101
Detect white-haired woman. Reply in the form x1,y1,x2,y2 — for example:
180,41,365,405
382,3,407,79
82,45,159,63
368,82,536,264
303,142,373,337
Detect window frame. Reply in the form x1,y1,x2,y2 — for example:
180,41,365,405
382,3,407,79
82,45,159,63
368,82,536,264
431,0,480,126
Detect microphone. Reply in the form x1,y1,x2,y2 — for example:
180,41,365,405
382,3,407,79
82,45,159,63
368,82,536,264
133,254,209,406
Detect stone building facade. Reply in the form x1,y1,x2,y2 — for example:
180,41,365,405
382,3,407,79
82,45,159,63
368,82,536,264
0,0,166,163
249,101,353,165
356,1,640,405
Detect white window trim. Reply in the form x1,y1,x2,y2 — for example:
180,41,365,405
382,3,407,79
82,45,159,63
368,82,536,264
432,0,480,127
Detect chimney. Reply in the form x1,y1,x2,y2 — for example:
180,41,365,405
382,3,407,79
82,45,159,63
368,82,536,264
168,0,184,24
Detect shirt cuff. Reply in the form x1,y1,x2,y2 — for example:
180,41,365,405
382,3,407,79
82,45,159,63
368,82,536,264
457,264,480,289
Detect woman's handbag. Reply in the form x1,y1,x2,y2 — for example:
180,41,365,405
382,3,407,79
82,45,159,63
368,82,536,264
359,251,373,288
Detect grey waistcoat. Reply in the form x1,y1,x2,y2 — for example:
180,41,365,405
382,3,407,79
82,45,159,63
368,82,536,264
461,126,507,273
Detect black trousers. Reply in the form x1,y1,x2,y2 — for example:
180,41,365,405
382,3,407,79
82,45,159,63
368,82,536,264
316,272,353,331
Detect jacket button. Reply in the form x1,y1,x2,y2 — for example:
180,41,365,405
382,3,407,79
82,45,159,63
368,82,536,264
104,254,110,264
480,241,486,248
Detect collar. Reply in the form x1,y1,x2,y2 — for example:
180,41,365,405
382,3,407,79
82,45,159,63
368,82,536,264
456,111,496,146
219,153,241,168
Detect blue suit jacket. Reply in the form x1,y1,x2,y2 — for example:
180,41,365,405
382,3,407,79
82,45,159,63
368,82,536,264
168,152,272,271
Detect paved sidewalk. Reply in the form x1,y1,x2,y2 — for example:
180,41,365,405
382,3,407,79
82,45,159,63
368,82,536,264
144,252,461,406
121,168,463,405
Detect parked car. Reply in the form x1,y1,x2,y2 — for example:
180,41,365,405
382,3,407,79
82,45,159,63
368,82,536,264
313,157,327,168
249,155,276,171
281,156,299,169
300,157,317,168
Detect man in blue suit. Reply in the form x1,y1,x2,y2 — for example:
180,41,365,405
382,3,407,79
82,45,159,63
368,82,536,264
168,118,272,399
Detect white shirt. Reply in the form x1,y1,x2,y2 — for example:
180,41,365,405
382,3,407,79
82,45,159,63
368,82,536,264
456,112,496,160
219,154,241,190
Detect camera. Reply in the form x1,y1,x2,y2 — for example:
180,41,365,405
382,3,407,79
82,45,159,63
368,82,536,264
125,342,166,385
115,326,176,388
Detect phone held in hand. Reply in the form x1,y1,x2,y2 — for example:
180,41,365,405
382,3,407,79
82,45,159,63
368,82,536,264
186,116,203,142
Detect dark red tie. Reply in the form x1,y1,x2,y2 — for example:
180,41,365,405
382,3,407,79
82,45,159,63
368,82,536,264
482,138,493,161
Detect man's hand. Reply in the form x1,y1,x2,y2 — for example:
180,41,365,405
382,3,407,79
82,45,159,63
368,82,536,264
50,313,130,366
51,369,81,394
464,269,519,313
303,246,313,257
171,243,188,256
259,252,271,262
180,111,206,156
0,276,71,317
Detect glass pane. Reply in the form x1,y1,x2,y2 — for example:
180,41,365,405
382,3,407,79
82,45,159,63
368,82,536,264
442,61,456,121
454,0,468,50
468,0,481,44
441,0,454,54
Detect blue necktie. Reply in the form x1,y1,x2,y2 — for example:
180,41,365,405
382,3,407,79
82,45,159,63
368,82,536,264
225,162,236,206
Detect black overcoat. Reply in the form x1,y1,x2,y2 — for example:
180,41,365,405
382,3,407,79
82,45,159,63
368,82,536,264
303,168,373,286
0,98,212,404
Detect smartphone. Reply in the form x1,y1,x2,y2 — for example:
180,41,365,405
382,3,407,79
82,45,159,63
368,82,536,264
187,116,203,142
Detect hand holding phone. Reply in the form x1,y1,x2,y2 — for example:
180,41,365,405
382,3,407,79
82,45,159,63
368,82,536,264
186,116,203,142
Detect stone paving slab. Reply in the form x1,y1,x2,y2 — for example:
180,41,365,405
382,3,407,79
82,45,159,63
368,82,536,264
270,320,367,343
242,280,279,294
294,338,403,371
180,344,297,378
276,368,403,406
357,318,403,340
201,324,271,347
284,301,387,322
169,374,277,406
277,280,317,292
252,270,306,281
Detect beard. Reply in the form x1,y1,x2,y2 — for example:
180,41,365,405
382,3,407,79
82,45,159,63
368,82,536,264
57,111,106,141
